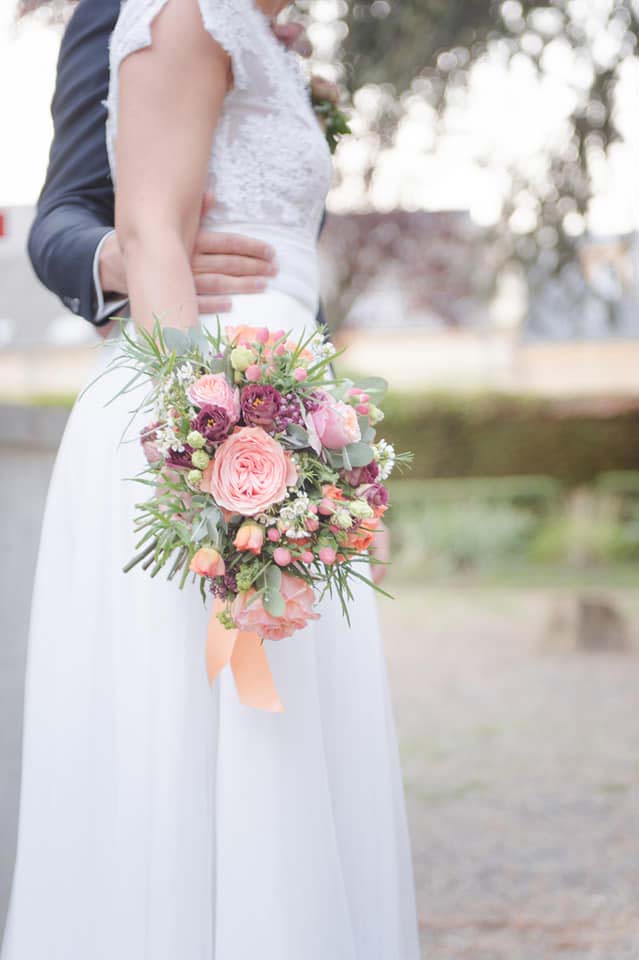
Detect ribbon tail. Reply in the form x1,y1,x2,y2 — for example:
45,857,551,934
231,631,284,713
206,604,236,686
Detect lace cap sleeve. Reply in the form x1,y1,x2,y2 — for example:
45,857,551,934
109,0,258,93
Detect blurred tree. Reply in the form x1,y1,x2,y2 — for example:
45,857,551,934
328,0,639,334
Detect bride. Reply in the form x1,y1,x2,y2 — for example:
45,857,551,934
2,0,420,957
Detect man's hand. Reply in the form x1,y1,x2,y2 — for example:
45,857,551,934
272,22,312,58
97,191,279,320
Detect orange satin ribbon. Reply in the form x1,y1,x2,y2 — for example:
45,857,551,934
206,601,284,713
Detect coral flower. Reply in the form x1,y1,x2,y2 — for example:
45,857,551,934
233,521,264,555
231,573,320,641
190,547,226,578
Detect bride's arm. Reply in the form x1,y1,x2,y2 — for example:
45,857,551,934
115,0,231,332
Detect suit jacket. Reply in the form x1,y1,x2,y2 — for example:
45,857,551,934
28,0,121,325
28,0,327,330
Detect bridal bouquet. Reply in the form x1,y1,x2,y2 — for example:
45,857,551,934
102,321,411,709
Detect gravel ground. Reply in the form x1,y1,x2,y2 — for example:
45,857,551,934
381,586,639,960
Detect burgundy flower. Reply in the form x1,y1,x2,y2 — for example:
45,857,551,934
240,384,282,431
192,405,231,443
166,444,194,468
275,392,305,430
356,481,389,511
342,460,379,487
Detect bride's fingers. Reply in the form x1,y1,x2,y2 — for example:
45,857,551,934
194,274,269,296
192,253,278,277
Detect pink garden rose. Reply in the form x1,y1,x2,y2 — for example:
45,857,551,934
202,426,298,516
310,391,361,450
187,374,240,424
231,573,320,641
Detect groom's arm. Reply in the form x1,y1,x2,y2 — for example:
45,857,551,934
29,0,283,328
28,0,121,326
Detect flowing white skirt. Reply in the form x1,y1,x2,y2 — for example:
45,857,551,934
1,289,420,960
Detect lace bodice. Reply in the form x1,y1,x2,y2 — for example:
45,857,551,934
106,0,332,239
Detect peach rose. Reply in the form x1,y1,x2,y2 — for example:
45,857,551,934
189,546,226,578
310,393,361,450
187,374,240,424
233,521,264,555
231,573,320,641
202,426,298,516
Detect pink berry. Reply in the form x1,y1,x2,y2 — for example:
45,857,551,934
319,546,336,564
293,367,307,382
255,327,270,344
355,403,370,415
301,550,314,563
318,498,335,516
347,387,362,397
273,547,292,566
309,503,318,513
359,393,370,402
245,364,261,382
267,527,280,542
305,515,320,532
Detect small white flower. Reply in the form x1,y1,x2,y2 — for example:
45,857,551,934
373,439,396,480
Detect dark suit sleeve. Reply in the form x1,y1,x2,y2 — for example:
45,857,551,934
27,0,121,325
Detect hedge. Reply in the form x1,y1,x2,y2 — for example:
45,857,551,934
381,392,639,487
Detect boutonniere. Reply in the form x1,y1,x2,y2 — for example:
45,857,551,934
310,75,351,154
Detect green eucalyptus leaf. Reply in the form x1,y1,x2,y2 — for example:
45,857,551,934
344,441,374,467
286,423,309,448
324,449,343,469
354,376,388,404
186,327,210,358
263,589,286,618
341,444,352,471
265,564,282,593
163,327,189,355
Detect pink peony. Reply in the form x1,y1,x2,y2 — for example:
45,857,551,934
310,392,362,450
231,573,320,641
201,426,298,516
187,374,240,424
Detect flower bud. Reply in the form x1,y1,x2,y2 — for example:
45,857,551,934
318,546,336,564
230,345,256,372
187,469,203,487
273,546,292,566
191,449,210,470
186,430,206,449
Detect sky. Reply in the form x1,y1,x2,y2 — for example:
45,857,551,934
1,1,638,237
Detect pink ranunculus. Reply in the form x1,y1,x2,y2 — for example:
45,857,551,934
201,426,298,517
187,374,240,424
310,391,362,450
231,573,320,641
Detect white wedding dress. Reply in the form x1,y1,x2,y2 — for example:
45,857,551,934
1,1,420,958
